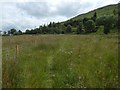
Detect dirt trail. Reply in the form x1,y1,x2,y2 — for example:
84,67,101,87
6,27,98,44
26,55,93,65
45,37,68,88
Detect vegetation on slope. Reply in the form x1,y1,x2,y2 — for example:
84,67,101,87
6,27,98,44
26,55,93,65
70,4,118,20
3,3,119,36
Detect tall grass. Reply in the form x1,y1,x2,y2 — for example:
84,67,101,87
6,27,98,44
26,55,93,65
2,35,118,88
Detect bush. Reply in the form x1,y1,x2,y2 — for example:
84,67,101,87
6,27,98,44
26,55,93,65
84,20,95,33
66,24,72,33
103,16,115,34
77,22,83,34
96,16,116,34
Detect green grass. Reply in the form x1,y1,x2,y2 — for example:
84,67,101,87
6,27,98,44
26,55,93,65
2,35,119,88
70,4,118,21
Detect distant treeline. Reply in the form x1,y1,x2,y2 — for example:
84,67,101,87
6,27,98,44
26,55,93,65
3,8,119,36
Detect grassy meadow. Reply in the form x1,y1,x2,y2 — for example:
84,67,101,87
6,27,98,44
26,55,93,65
2,35,119,88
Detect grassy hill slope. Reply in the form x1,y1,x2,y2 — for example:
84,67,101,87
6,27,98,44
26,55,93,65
67,4,118,22
60,4,118,34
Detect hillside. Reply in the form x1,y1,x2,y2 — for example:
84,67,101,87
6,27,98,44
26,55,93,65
60,3,118,34
65,4,118,22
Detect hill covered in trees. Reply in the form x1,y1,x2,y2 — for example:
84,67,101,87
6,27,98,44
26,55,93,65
4,3,119,35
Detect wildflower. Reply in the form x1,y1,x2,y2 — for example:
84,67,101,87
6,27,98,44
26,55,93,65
52,74,55,77
66,74,69,77
66,83,69,86
69,67,72,70
79,76,82,80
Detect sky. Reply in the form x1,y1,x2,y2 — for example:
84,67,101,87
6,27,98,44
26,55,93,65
0,0,119,32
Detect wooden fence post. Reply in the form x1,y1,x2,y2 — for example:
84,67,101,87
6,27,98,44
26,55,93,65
16,45,19,60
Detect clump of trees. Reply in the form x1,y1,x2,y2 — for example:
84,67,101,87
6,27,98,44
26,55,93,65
66,24,72,33
3,8,118,36
24,12,118,35
96,16,116,34
77,22,83,34
84,20,95,33
3,28,23,36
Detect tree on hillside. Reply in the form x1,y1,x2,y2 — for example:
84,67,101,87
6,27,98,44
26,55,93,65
55,27,60,34
60,24,66,34
34,28,41,34
38,26,43,34
10,28,17,35
25,29,30,34
8,30,11,35
42,24,47,34
83,17,89,25
30,29,37,34
52,22,56,27
48,22,52,27
77,22,83,34
66,24,72,33
72,20,79,27
96,16,106,26
103,16,115,34
91,12,97,22
96,16,115,34
3,31,7,35
16,30,22,35
84,20,95,33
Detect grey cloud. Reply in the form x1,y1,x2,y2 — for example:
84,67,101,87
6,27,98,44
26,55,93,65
79,2,95,14
2,23,17,31
16,2,94,19
17,2,50,18
16,2,82,19
81,2,94,9
56,2,81,17
2,20,36,32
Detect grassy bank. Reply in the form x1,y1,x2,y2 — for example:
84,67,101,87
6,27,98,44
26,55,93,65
2,35,119,88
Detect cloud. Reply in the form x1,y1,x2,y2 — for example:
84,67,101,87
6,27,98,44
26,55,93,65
17,2,50,18
16,1,82,18
56,2,81,17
